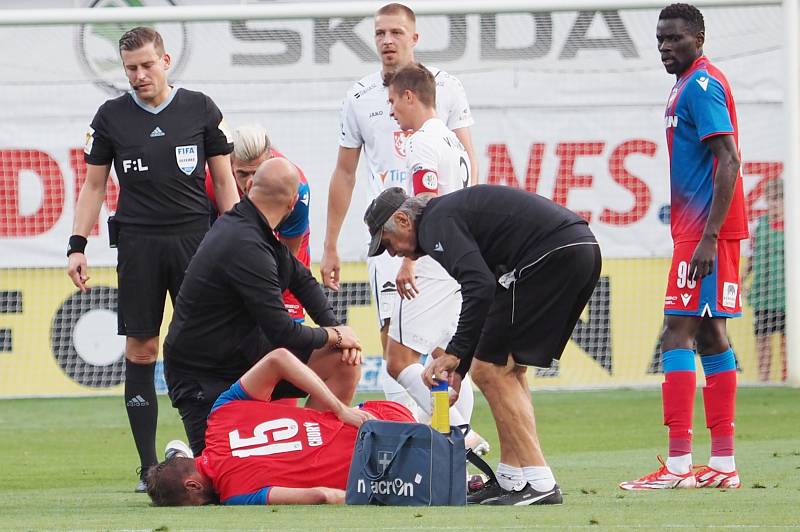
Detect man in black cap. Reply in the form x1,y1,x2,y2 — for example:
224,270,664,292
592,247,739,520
364,185,602,506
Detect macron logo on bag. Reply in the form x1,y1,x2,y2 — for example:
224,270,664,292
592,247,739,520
356,478,415,497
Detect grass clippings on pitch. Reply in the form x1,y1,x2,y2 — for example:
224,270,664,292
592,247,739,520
1,387,798,530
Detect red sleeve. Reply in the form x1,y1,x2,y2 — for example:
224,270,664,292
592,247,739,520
411,167,439,196
204,166,218,213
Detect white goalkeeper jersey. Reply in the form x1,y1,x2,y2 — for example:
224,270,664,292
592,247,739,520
406,117,471,280
338,67,473,200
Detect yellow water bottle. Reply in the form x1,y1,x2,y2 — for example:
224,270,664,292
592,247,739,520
431,380,450,433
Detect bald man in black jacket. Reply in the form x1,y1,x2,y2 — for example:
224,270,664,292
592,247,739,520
166,158,362,455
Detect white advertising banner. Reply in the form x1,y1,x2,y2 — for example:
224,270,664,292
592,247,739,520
0,1,784,266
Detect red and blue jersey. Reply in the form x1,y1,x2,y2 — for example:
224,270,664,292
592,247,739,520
196,381,414,505
664,56,748,244
273,149,311,322
204,148,311,321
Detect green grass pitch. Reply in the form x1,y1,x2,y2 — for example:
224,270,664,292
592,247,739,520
1,387,798,530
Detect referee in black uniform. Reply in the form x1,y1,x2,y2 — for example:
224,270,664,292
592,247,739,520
365,185,602,506
164,157,363,455
67,27,240,492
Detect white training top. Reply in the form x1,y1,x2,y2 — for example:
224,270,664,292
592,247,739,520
406,117,472,280
338,66,474,200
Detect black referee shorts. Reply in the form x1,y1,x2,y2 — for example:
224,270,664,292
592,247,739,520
474,242,602,368
166,330,314,455
116,220,207,337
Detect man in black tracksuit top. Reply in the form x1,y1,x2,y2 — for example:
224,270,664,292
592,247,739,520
365,185,602,506
166,158,362,455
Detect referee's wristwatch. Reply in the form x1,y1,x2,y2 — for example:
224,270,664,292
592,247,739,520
67,235,88,257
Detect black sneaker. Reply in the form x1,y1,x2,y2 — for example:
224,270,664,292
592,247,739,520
135,467,149,493
481,483,563,506
467,478,507,504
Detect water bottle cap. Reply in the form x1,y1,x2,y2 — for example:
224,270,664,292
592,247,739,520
432,380,448,392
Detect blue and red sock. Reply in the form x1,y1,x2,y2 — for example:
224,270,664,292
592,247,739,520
701,348,737,471
662,348,696,467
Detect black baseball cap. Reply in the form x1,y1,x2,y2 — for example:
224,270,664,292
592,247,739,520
365,187,408,257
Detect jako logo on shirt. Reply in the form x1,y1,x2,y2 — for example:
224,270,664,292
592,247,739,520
175,145,198,175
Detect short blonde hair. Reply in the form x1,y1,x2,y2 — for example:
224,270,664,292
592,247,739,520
376,3,416,23
232,124,271,162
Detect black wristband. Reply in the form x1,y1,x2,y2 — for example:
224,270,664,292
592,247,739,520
67,235,88,257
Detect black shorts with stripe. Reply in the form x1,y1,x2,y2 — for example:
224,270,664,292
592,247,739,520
474,242,602,368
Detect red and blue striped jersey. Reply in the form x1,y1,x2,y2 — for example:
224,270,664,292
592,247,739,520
664,56,748,243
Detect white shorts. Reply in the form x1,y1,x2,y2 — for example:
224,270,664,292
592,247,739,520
368,252,402,325
388,275,462,355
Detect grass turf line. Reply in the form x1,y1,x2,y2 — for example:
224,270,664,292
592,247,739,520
0,387,798,529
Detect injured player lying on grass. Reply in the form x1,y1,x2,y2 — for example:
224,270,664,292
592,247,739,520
146,348,415,506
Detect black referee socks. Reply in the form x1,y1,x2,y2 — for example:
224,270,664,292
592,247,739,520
124,360,159,471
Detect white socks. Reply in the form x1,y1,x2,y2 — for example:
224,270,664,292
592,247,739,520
708,455,736,473
667,454,735,474
498,463,557,492
397,363,433,417
522,466,556,492
666,454,692,475
496,463,524,491
380,360,420,420
396,363,466,426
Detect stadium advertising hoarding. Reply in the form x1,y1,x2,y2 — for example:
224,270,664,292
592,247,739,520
0,261,778,397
